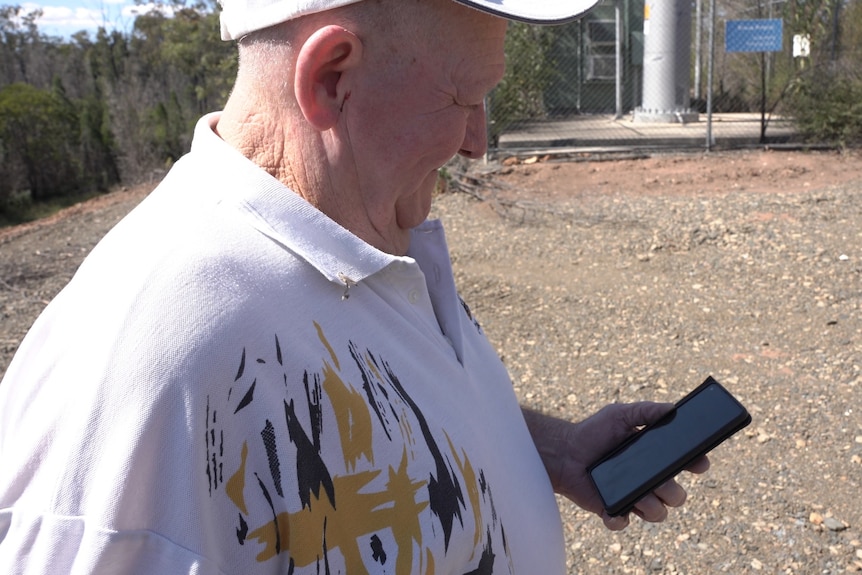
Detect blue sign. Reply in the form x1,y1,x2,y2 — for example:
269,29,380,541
726,19,783,52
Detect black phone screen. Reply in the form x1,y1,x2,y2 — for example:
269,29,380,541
589,378,750,516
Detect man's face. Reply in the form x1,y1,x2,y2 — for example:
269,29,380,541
337,3,508,255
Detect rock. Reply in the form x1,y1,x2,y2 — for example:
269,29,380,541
810,512,824,525
824,517,848,532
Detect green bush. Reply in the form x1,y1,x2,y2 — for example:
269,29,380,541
488,23,557,146
790,69,862,148
0,83,82,203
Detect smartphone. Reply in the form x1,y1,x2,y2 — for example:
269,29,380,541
588,376,751,517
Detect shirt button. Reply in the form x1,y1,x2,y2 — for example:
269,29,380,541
408,290,420,304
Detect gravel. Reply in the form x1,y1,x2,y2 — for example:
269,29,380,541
2,151,861,574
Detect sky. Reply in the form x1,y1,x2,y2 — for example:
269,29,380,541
16,0,171,39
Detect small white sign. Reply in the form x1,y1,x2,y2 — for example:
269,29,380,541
793,34,811,57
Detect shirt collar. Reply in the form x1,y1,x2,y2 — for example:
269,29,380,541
191,112,407,287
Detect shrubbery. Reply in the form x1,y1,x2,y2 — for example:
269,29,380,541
0,5,236,224
790,68,862,147
0,83,82,204
488,22,557,146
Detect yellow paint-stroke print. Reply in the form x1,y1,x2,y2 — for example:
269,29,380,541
386,448,429,575
321,359,375,471
248,449,429,572
314,320,340,370
397,405,417,457
363,350,383,381
424,546,435,575
445,433,482,553
226,441,249,515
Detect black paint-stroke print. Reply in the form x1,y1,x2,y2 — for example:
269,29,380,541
205,396,224,494
478,470,499,527
234,379,256,414
363,350,466,551
205,396,213,494
370,534,387,565
348,342,393,441
235,348,246,381
261,419,283,497
322,516,332,575
254,472,281,555
275,334,283,366
284,398,336,510
236,512,248,545
459,296,482,332
303,371,324,452
462,528,495,575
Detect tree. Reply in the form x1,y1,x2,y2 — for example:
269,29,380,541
488,22,557,145
0,0,242,210
0,82,81,201
123,4,235,171
0,5,40,85
782,0,862,146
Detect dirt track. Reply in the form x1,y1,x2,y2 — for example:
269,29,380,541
2,148,862,574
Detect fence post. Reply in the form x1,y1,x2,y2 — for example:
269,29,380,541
706,0,716,150
615,0,623,119
694,0,703,101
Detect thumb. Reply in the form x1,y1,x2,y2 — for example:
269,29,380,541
620,401,675,428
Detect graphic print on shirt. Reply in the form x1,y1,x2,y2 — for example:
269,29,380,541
205,322,513,574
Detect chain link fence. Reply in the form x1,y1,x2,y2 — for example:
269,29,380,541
488,0,862,156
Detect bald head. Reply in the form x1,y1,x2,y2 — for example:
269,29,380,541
218,0,508,254
235,0,431,83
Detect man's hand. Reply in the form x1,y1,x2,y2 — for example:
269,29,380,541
522,402,710,530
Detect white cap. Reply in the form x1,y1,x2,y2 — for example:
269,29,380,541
220,0,599,40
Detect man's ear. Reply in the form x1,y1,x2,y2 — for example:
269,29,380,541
295,25,363,131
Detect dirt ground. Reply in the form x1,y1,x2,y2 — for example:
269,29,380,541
1,148,861,574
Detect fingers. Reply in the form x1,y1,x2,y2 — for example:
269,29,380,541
632,480,687,523
686,455,711,474
601,480,687,530
602,511,631,531
653,479,687,508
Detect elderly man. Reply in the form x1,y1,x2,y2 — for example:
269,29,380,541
0,0,708,572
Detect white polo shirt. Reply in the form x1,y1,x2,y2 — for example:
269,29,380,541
0,113,565,574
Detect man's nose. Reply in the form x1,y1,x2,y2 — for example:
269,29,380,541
458,102,488,160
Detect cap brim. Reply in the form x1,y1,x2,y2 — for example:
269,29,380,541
453,0,599,24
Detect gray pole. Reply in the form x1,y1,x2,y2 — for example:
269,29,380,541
635,0,698,123
706,0,716,149
694,0,702,101
615,0,623,119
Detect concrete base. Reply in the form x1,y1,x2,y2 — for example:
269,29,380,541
634,108,700,124
494,113,801,152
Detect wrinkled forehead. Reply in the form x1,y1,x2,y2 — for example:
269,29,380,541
220,0,599,41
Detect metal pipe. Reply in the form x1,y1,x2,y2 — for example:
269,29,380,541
706,0,716,150
635,0,697,123
615,0,623,119
695,0,702,101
